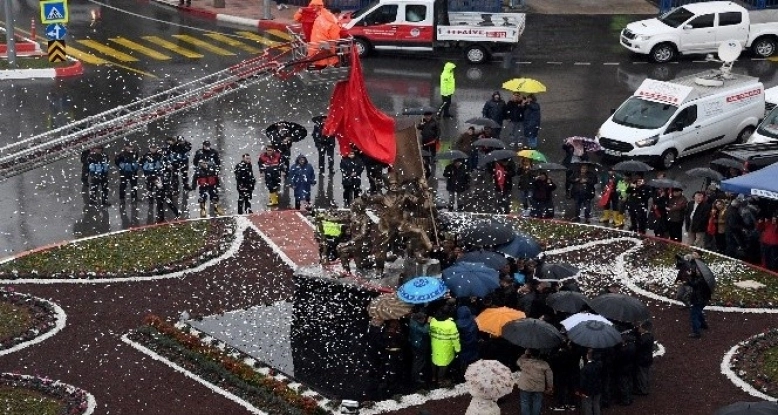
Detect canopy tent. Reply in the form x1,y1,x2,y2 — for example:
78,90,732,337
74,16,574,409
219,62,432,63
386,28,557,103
720,163,778,200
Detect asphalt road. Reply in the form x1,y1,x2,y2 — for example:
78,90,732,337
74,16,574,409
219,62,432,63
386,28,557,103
1,1,777,256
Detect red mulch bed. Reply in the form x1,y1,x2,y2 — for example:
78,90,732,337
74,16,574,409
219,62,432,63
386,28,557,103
0,222,775,415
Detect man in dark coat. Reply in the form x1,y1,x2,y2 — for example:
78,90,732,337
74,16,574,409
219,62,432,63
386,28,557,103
685,265,711,338
530,171,557,219
171,136,192,190
614,329,636,406
340,150,364,207
579,349,603,415
482,91,506,138
114,143,140,202
87,146,111,206
192,140,221,172
234,153,256,214
625,176,652,234
312,115,336,174
504,92,525,147
685,191,712,247
142,143,164,203
570,163,598,222
634,320,654,395
151,163,180,222
443,159,469,211
725,198,747,258
523,94,541,149
418,111,440,160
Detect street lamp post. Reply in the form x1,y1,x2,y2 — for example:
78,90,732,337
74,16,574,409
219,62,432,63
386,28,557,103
3,0,17,68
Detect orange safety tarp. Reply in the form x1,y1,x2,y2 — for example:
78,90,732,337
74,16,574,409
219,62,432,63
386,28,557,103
475,307,526,336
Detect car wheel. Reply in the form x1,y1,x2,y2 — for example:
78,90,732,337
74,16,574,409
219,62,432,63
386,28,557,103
353,38,372,57
650,43,676,63
658,149,677,170
464,45,489,64
752,37,777,58
735,126,755,144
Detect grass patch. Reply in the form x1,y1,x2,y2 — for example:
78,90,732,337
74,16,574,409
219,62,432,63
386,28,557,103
765,347,778,383
0,56,70,70
511,218,623,249
0,386,63,415
0,302,32,341
629,238,778,308
0,218,235,278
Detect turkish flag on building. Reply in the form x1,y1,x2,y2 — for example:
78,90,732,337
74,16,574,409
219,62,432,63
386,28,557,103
323,50,396,165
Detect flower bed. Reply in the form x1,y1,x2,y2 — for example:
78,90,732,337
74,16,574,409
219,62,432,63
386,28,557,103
0,289,61,353
0,373,95,415
626,239,778,308
510,218,624,249
0,218,236,280
729,328,778,399
128,315,327,415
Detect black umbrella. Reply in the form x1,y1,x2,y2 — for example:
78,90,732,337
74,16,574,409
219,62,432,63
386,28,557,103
539,262,580,281
457,250,509,271
686,167,724,182
546,291,590,314
711,158,745,171
693,258,716,292
466,117,501,128
472,138,506,149
647,178,684,189
437,149,469,160
402,106,438,116
715,401,778,415
532,162,567,171
501,318,564,349
265,121,308,143
478,149,517,167
589,293,651,323
612,160,653,173
458,219,515,247
567,320,623,349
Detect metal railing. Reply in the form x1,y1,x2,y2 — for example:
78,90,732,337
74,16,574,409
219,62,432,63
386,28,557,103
0,40,351,181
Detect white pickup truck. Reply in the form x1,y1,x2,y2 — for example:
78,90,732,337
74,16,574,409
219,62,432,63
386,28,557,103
620,1,778,63
341,0,526,63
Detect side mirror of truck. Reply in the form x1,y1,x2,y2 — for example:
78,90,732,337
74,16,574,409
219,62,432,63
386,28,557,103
683,24,692,30
610,108,616,115
674,120,685,132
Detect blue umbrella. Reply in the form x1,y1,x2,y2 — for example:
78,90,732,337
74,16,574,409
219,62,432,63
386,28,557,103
457,251,508,271
397,276,448,304
496,233,542,259
442,262,500,298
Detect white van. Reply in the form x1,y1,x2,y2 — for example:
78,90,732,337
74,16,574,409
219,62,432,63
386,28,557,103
747,85,778,144
596,70,764,169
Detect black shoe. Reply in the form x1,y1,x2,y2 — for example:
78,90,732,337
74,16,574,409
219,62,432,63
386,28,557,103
701,323,709,330
103,201,112,206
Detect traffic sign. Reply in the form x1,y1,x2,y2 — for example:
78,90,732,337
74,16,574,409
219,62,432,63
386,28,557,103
48,40,67,63
41,0,69,24
45,23,68,40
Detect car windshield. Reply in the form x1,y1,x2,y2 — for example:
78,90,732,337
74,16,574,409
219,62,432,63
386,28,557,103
658,7,694,28
351,0,380,19
757,107,778,139
612,97,677,130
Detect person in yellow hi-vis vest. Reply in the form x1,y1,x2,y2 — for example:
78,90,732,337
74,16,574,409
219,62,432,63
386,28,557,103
429,307,460,386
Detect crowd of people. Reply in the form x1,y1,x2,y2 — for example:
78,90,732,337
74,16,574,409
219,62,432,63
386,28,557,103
367,247,656,415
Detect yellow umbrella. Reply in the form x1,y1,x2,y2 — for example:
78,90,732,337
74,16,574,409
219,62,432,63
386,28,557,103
502,78,547,94
475,306,526,336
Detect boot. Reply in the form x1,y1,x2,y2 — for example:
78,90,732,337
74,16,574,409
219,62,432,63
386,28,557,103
614,212,625,228
214,203,225,216
199,202,207,218
599,209,612,223
267,192,279,206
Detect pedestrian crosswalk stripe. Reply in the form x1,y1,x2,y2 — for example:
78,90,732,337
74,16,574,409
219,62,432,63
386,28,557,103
266,29,293,41
172,34,236,56
64,45,110,66
236,31,281,47
142,36,204,58
76,39,139,62
110,37,172,60
204,33,263,54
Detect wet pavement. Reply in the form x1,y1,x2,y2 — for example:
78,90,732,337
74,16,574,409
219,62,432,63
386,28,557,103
2,0,778,256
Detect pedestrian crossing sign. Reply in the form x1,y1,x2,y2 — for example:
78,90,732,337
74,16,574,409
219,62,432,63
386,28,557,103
41,0,69,24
